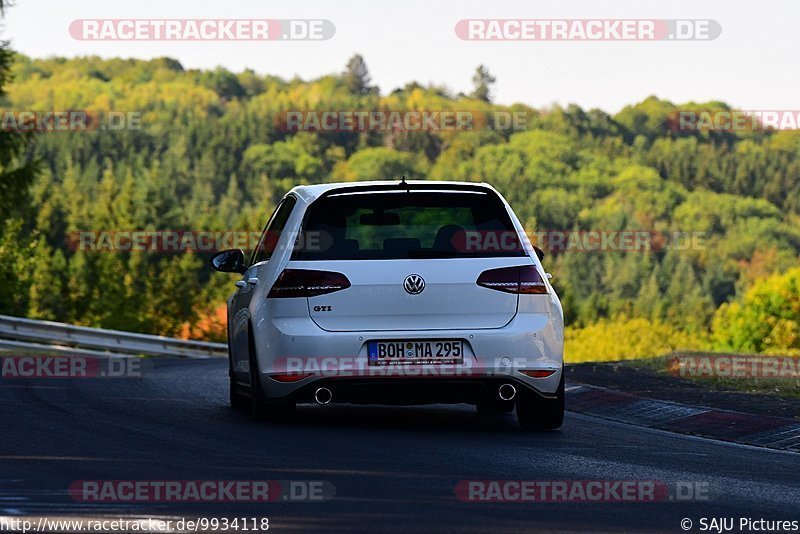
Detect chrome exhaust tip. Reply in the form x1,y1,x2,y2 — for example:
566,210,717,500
498,383,517,401
314,387,333,405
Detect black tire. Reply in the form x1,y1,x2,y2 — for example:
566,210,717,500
476,398,515,415
516,374,564,431
247,331,295,422
230,374,248,411
229,340,248,411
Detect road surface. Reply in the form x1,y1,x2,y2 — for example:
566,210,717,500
1,358,798,533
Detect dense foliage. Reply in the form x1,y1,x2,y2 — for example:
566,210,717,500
712,267,800,354
2,53,798,360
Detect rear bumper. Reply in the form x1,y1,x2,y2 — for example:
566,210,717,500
270,375,560,406
252,310,564,402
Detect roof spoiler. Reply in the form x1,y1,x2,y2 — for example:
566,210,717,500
321,181,494,198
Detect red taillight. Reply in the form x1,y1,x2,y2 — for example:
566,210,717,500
268,373,314,383
519,369,557,378
267,269,351,298
476,266,548,294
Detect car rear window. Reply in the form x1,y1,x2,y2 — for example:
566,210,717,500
293,190,526,260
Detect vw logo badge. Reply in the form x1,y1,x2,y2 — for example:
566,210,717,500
403,274,425,295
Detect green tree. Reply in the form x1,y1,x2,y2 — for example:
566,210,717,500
332,147,424,182
4,48,800,351
470,65,496,103
0,1,38,315
343,54,376,95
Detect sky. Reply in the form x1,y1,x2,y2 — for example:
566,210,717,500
4,0,798,114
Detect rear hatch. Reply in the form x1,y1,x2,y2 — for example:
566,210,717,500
288,186,530,332
299,258,531,331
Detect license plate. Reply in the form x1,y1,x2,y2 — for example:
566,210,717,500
368,340,464,366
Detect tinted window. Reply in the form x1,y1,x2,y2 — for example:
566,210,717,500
251,196,297,265
293,191,525,260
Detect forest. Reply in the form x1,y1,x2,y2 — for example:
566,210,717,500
1,52,798,361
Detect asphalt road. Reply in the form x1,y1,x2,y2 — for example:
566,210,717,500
1,358,798,533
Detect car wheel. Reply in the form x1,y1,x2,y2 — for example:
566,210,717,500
230,374,248,410
247,331,295,422
516,374,564,431
248,351,269,420
229,341,248,410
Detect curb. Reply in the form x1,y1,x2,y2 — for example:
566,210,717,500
567,382,800,452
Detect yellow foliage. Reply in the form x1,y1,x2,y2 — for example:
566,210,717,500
712,267,800,352
565,317,708,363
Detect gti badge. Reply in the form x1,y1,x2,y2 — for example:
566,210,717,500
403,274,425,295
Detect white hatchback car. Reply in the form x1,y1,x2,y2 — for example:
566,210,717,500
211,180,565,430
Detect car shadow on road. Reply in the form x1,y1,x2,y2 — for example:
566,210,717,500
227,403,565,437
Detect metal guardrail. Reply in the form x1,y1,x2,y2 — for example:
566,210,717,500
0,315,227,359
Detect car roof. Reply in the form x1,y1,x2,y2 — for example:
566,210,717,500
288,180,497,203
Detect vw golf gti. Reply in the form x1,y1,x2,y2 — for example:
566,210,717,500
211,180,565,430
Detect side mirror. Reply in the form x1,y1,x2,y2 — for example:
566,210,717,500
533,246,545,262
210,249,246,274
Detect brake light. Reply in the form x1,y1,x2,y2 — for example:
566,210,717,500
267,269,351,298
268,372,314,382
476,265,548,294
519,369,557,378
